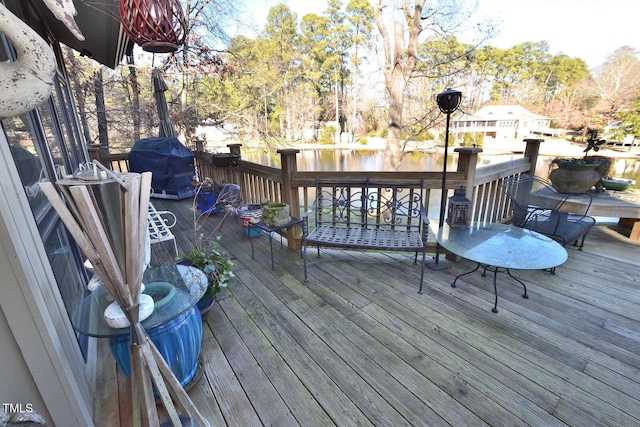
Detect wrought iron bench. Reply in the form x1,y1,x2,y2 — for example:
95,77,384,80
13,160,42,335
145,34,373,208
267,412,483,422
302,178,429,293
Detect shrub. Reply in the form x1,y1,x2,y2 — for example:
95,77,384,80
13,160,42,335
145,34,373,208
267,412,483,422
462,132,474,146
474,132,484,148
439,131,456,145
461,132,484,147
410,125,434,142
319,125,336,144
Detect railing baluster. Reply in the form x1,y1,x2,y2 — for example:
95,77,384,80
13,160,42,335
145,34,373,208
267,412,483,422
108,138,543,248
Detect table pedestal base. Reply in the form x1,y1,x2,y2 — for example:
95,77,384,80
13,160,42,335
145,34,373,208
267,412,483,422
452,264,529,313
109,306,202,390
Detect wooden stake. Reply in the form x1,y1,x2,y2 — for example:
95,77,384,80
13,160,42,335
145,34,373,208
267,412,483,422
148,338,210,427
140,343,182,426
123,175,142,303
38,182,117,291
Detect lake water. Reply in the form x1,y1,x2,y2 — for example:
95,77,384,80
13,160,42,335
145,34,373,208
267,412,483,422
240,147,639,221
241,147,640,183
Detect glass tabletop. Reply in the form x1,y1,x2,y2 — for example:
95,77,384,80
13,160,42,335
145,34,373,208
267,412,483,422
71,264,207,338
436,222,568,270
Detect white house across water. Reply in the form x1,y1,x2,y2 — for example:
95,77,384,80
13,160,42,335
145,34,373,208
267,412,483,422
453,105,555,140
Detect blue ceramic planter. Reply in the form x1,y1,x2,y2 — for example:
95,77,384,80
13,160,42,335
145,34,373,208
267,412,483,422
196,191,220,214
109,306,202,389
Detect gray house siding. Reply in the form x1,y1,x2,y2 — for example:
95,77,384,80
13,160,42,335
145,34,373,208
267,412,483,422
0,1,127,424
0,130,95,426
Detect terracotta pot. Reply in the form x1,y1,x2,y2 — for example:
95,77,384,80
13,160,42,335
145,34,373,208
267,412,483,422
549,164,600,193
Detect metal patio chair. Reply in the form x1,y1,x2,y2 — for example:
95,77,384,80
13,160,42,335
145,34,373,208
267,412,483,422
216,183,242,225
147,201,179,258
503,174,596,250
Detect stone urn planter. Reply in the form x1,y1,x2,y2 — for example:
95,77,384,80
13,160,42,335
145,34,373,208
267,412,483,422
261,201,291,227
549,130,613,193
548,161,601,193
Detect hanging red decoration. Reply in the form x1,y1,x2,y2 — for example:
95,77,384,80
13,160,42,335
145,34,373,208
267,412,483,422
119,0,186,53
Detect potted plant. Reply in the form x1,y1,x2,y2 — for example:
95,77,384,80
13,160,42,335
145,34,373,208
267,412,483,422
260,198,291,227
179,176,236,318
548,130,610,192
179,236,234,317
192,176,223,213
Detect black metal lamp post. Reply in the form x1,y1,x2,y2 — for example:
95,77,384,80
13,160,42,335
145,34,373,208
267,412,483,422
428,88,462,269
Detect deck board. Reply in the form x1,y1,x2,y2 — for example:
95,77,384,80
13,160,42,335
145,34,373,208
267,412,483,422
95,198,640,426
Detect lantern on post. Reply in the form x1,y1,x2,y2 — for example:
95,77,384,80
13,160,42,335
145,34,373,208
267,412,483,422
119,0,187,53
446,186,470,228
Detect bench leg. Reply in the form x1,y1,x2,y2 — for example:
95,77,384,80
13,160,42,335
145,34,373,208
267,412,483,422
418,247,427,294
172,238,179,259
303,240,308,282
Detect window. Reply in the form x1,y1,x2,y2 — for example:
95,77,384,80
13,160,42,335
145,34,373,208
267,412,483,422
1,31,90,358
3,115,50,220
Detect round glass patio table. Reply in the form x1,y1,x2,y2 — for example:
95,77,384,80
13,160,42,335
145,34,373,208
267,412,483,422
436,222,568,312
71,264,207,388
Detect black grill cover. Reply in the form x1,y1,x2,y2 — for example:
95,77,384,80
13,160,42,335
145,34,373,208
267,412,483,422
129,137,194,199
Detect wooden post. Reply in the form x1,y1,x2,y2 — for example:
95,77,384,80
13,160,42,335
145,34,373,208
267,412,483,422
523,138,544,175
228,144,243,198
87,145,101,163
278,149,301,250
195,138,204,153
455,147,483,203
227,143,242,157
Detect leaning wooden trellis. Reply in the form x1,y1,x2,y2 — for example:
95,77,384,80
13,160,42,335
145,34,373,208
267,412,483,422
40,161,208,427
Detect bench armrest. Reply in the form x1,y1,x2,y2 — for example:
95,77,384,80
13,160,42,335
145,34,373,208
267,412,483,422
301,212,309,237
153,210,177,228
419,205,429,243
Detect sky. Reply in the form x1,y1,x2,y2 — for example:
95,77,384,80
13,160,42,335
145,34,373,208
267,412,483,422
242,0,640,68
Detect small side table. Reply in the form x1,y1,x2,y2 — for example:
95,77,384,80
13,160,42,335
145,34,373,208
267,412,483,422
249,217,303,270
71,265,207,388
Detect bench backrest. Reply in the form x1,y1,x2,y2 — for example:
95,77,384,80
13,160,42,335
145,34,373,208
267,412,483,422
313,178,425,231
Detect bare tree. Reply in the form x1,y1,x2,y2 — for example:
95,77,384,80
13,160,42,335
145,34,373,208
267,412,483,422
593,46,640,126
93,68,109,153
64,47,93,145
374,0,490,169
172,0,241,143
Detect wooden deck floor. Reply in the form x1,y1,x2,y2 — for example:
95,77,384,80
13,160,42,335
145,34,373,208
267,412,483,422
95,198,640,426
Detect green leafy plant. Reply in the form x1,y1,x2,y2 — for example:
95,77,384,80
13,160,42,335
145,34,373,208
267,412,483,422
181,236,233,301
179,176,236,301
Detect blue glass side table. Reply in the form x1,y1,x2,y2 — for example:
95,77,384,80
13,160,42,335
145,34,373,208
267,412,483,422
71,265,207,389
